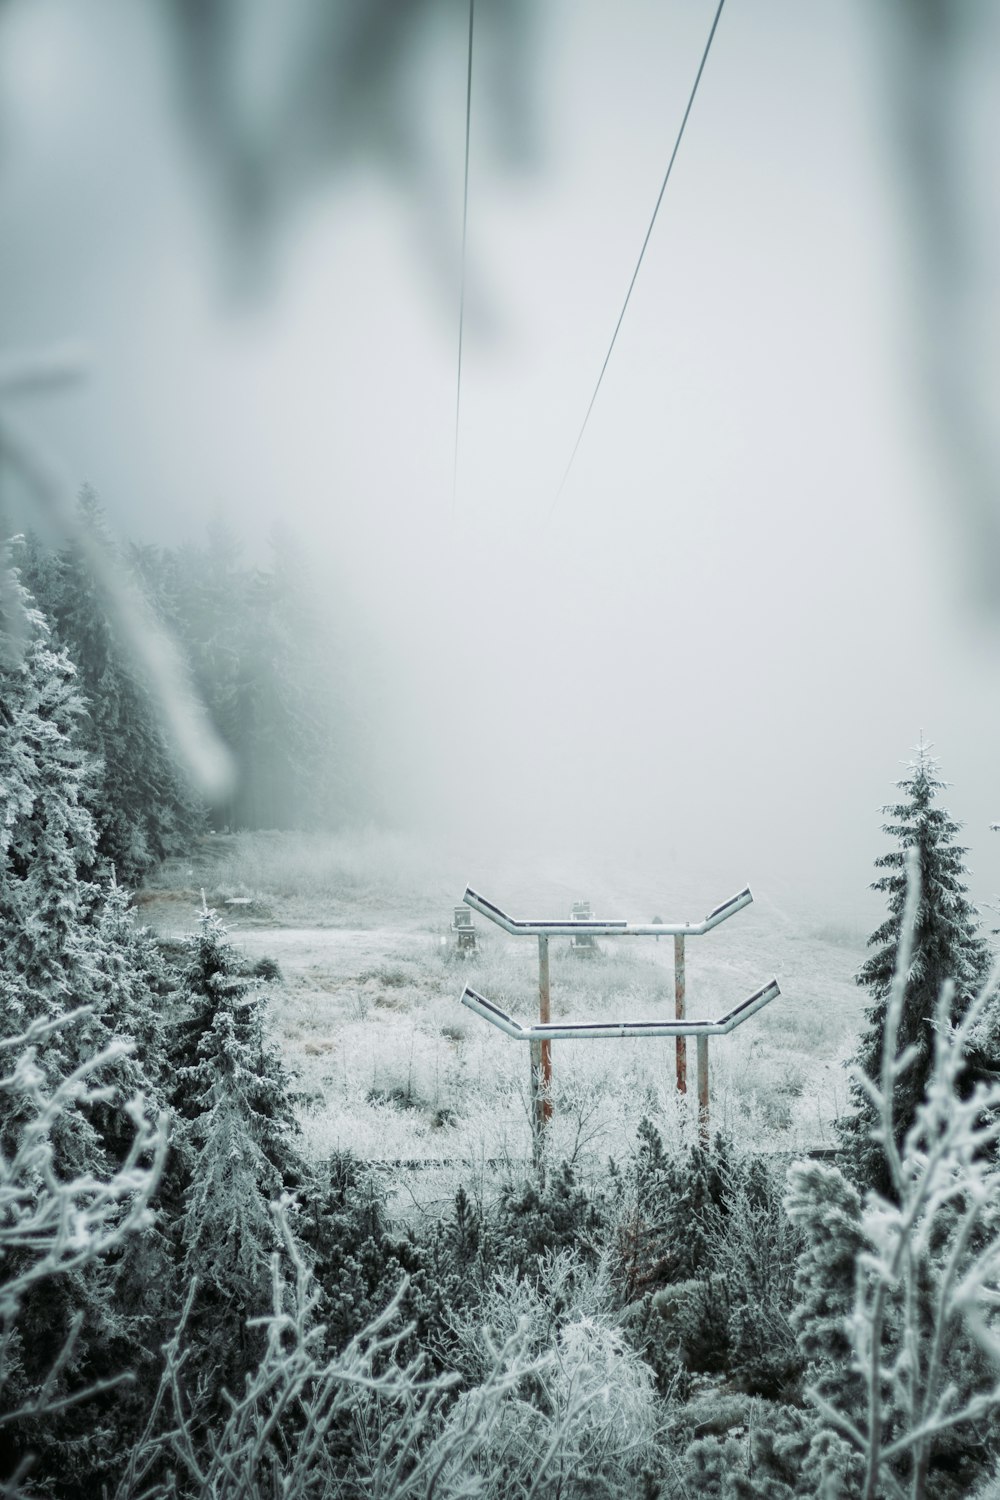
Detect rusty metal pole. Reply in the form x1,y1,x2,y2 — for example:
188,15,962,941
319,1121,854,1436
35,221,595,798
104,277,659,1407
674,934,687,1093
696,1036,709,1144
528,935,553,1165
529,1038,544,1164
538,935,552,1121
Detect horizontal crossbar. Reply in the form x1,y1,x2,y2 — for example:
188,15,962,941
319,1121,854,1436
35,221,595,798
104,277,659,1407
459,979,781,1040
463,886,752,938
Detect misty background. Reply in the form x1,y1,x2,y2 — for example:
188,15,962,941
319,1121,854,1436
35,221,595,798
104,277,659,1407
2,0,999,925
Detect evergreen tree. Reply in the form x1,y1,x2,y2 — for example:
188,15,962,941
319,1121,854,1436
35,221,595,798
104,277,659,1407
0,558,174,1495
298,1151,427,1360
838,743,990,1194
20,494,202,883
166,902,305,1397
622,1120,737,1297
0,555,164,1133
0,560,98,1040
784,1161,866,1419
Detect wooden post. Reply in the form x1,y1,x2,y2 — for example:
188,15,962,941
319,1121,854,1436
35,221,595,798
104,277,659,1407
674,934,687,1093
696,1035,709,1144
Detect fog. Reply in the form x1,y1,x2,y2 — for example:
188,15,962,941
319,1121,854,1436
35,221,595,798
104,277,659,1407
3,0,1000,923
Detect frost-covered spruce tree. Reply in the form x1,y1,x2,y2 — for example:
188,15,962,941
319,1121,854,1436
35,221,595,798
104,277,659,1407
0,565,97,1037
0,560,162,1144
0,557,174,1494
84,874,178,1154
21,495,202,883
838,744,990,1195
167,900,306,1398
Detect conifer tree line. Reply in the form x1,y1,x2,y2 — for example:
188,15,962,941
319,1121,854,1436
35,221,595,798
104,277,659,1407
16,491,376,883
2,535,1000,1498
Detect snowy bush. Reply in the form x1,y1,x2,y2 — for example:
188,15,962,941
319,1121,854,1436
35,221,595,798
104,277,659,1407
617,1136,802,1400
701,1154,803,1398
0,1011,166,1486
450,1315,661,1497
443,1245,615,1377
119,1198,555,1500
0,1014,166,1316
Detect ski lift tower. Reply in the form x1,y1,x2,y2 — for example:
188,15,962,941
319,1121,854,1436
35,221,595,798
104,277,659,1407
451,904,477,954
459,885,779,1160
570,900,598,954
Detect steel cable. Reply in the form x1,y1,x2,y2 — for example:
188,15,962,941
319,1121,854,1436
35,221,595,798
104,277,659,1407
452,0,475,513
547,0,727,518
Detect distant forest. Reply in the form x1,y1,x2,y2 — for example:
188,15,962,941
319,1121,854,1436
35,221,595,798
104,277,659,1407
17,491,377,881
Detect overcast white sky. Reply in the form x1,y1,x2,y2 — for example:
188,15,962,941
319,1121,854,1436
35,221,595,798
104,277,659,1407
2,0,1000,922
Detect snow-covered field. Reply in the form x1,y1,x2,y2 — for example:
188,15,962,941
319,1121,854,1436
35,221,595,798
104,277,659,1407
141,831,869,1205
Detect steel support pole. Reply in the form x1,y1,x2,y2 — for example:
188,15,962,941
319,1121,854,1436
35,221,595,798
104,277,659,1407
696,1035,709,1144
538,935,552,1122
674,934,687,1093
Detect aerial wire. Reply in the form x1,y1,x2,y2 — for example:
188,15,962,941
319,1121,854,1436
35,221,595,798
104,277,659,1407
452,0,475,514
547,0,727,519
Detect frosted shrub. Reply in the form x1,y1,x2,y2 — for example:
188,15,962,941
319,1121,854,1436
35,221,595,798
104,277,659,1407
445,1247,613,1375
554,1313,661,1458
120,1199,551,1500
437,1247,661,1495
613,1125,802,1400
0,1011,166,1464
0,1011,166,1317
443,1311,661,1497
701,1154,803,1398
786,856,1000,1500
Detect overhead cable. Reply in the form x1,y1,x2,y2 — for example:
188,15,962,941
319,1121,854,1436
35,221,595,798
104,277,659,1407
548,0,726,518
452,0,475,513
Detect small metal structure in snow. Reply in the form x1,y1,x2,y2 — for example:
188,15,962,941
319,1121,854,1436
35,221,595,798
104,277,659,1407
570,899,598,953
459,884,777,1158
451,904,477,954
